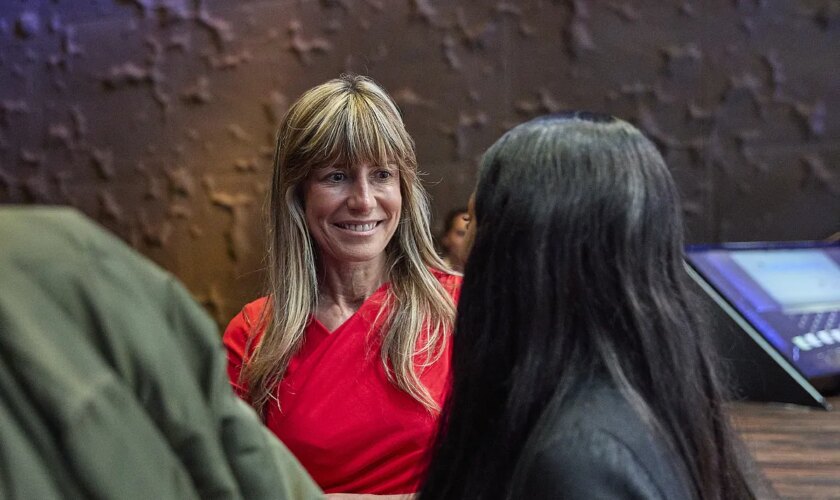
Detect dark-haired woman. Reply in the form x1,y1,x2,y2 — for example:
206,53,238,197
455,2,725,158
419,113,754,499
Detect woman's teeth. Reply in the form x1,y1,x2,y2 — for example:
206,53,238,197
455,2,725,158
337,222,377,232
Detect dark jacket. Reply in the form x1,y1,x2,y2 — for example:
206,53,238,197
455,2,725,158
510,378,695,499
0,207,323,499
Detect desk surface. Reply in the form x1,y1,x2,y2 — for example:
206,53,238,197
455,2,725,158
730,398,840,499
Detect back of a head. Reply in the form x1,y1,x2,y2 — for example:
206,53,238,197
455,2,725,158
465,112,691,413
421,112,752,500
472,112,684,330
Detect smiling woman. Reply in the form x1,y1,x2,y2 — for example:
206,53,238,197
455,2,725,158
222,75,460,497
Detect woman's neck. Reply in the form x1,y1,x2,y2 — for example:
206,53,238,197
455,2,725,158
316,254,389,325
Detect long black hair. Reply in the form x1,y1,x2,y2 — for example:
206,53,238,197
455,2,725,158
419,112,752,500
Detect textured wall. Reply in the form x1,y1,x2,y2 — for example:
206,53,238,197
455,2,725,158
1,0,838,326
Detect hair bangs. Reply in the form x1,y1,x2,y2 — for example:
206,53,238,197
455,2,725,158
334,93,410,170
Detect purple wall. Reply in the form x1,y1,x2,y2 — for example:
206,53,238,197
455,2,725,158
1,0,838,325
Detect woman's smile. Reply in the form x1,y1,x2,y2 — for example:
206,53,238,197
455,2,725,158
333,220,382,233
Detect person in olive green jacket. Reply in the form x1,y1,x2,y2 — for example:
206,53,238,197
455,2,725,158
0,207,323,500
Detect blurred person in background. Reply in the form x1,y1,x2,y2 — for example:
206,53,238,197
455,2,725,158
438,207,469,273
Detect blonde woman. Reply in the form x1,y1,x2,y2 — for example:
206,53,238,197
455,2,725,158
223,75,460,497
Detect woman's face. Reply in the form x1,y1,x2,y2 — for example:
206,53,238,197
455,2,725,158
303,161,402,265
442,211,469,266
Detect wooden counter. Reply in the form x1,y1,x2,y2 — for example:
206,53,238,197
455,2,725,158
730,398,840,499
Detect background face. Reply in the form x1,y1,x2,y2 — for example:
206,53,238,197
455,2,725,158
1,1,838,325
442,211,469,267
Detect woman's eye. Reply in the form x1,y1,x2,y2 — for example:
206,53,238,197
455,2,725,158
374,170,393,181
327,172,346,182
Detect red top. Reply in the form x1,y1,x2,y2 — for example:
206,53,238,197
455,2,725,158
223,270,461,494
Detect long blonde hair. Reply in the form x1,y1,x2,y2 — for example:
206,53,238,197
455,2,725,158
243,74,456,416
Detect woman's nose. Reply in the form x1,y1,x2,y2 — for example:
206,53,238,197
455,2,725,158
347,178,374,212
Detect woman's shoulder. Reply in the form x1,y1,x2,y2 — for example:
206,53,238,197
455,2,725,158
430,267,462,298
516,380,693,499
550,380,640,431
224,296,270,341
242,296,270,320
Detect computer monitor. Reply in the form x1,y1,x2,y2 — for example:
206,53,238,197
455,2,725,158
685,241,840,409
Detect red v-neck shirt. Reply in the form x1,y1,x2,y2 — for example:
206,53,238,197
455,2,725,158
223,270,461,494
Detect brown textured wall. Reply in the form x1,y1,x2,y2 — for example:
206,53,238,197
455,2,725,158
1,0,838,326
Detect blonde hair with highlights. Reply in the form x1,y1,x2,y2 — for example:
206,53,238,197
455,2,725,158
243,74,456,416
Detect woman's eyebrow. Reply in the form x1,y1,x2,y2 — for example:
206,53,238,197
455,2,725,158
313,163,345,172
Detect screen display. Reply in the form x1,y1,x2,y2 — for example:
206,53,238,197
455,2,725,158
686,242,840,379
